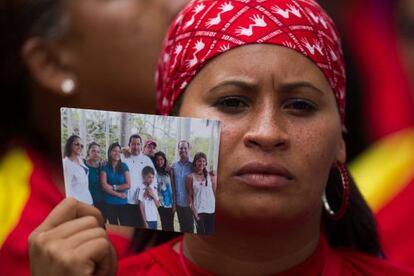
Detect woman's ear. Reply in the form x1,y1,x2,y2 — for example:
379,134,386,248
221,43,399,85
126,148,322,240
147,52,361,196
336,137,346,164
21,37,77,96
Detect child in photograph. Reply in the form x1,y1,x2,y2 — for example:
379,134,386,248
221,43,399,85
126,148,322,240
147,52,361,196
186,152,216,235
139,166,160,230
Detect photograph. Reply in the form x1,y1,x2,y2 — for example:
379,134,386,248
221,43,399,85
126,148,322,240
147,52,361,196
61,107,220,235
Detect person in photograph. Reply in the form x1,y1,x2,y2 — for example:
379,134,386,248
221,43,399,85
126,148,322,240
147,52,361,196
139,166,160,230
154,151,175,232
186,152,216,235
101,142,130,225
62,135,92,205
84,142,105,217
143,140,157,165
29,0,414,275
122,134,157,227
172,140,194,233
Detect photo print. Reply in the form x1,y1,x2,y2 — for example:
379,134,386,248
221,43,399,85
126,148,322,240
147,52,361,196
61,107,220,235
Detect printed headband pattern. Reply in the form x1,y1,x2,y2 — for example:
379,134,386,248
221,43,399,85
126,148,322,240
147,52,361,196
156,0,346,123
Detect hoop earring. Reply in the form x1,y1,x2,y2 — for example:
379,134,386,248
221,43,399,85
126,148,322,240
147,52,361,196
61,79,75,94
322,161,350,221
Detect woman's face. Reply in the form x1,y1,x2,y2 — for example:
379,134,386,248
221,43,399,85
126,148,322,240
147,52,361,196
59,0,188,113
71,138,83,157
179,45,345,227
87,145,101,162
155,155,165,168
195,157,207,172
109,146,121,162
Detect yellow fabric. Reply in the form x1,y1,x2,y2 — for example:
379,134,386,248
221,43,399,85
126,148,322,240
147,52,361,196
349,128,414,212
0,149,32,248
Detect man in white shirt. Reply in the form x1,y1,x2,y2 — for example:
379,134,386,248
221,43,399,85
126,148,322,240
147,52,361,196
122,134,157,227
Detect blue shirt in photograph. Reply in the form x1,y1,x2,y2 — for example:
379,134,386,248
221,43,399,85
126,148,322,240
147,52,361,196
102,162,129,205
172,160,193,207
157,173,173,208
85,162,103,205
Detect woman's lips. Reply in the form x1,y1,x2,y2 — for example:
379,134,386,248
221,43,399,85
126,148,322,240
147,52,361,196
234,162,294,188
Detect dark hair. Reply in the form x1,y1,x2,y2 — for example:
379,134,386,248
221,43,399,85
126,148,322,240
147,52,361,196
129,134,142,145
154,151,168,176
107,142,122,174
192,152,208,186
86,142,100,157
323,167,384,257
178,140,190,148
63,134,80,158
1,0,67,154
142,166,155,178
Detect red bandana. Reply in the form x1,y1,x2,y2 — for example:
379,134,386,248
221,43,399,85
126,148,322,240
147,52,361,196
156,0,346,123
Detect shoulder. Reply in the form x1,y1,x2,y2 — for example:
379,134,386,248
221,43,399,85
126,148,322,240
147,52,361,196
335,248,414,275
118,237,184,276
120,162,129,171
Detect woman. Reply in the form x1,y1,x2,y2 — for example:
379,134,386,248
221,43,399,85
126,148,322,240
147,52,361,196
1,1,188,274
29,0,414,275
101,143,131,225
186,152,216,235
84,142,105,216
154,151,175,232
62,135,92,205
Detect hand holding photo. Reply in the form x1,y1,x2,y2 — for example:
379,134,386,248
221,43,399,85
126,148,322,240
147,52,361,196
61,107,220,235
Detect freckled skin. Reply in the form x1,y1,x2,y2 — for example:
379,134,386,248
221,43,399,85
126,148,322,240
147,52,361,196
179,44,346,231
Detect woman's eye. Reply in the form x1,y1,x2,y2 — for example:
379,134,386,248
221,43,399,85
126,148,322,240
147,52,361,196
213,96,250,113
283,99,317,114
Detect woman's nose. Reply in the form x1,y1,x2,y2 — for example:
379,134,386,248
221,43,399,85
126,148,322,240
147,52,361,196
243,105,289,152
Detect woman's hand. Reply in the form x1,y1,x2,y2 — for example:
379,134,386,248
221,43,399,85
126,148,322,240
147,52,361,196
29,198,117,276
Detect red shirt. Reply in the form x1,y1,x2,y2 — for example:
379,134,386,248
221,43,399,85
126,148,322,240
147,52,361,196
0,147,130,275
119,236,414,275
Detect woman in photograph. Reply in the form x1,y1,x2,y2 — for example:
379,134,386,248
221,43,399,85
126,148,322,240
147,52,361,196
29,0,414,275
101,142,131,225
62,135,92,205
154,151,175,232
186,152,216,235
84,142,105,216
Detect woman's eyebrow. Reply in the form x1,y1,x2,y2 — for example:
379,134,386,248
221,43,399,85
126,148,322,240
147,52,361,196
279,81,325,95
208,80,258,94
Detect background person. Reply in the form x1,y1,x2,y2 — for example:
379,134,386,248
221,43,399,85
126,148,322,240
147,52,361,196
0,0,189,274
101,143,130,225
84,142,105,217
62,135,92,205
186,152,216,235
154,151,175,232
171,140,194,233
139,166,160,230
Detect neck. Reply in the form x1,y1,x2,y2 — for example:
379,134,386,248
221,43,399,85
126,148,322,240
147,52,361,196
195,169,204,175
69,155,79,162
181,213,321,275
86,158,99,167
180,157,188,163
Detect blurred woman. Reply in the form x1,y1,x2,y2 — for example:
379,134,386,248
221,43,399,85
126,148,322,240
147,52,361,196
0,0,188,274
186,152,216,235
154,151,175,232
62,135,92,205
101,143,131,225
